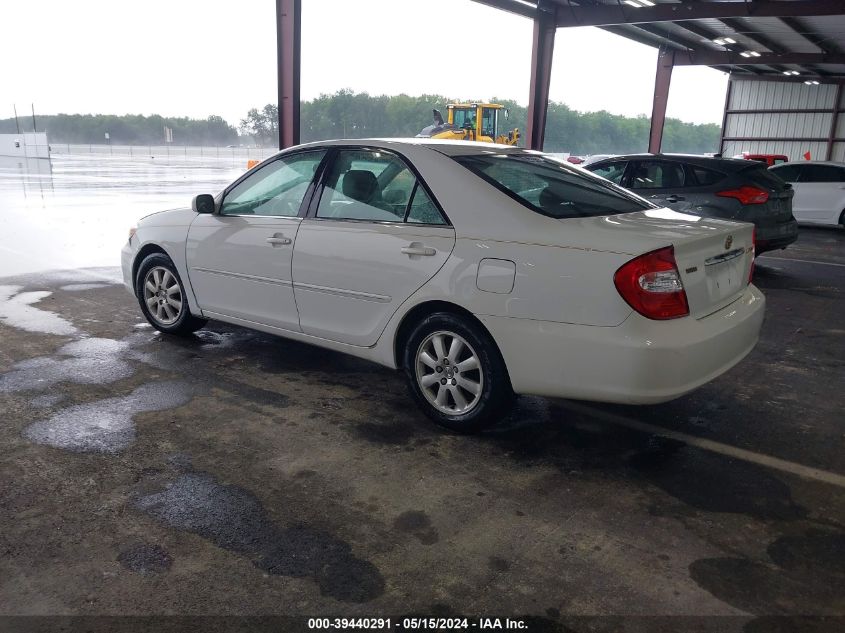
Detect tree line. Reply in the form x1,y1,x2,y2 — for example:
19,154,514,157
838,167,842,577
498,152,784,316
240,90,720,155
0,113,239,146
1,90,720,154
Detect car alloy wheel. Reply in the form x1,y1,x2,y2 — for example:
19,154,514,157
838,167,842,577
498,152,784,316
415,330,484,416
143,266,183,326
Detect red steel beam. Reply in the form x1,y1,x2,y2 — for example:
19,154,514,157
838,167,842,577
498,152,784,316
719,78,734,155
526,2,557,150
276,0,301,149
555,0,845,28
827,84,844,160
726,74,845,85
673,51,845,66
722,136,845,142
648,47,674,154
469,0,536,19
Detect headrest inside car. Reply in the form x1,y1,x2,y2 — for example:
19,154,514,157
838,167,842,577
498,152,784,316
342,170,378,203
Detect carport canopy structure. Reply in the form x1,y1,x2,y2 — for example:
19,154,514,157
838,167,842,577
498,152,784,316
275,0,845,153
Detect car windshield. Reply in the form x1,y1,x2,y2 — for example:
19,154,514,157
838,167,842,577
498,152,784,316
452,153,652,219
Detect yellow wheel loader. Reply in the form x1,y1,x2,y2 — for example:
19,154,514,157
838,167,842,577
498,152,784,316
416,103,520,146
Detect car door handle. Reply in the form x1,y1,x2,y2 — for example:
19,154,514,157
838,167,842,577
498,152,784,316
401,243,436,257
266,235,292,246
664,195,685,203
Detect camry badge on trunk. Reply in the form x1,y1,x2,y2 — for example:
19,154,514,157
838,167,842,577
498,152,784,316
724,235,733,250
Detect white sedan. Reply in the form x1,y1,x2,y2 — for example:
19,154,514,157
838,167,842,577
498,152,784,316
122,139,764,431
769,160,845,227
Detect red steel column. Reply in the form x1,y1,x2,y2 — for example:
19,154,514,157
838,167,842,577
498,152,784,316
526,2,557,151
277,0,301,149
826,83,843,161
648,47,675,154
719,77,734,156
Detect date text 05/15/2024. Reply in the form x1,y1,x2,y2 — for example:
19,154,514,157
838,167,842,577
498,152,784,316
308,618,528,630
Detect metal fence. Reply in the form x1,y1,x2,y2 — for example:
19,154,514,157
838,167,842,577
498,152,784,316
48,143,279,162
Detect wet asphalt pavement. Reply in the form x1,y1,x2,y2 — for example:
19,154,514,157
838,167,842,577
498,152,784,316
1,156,844,630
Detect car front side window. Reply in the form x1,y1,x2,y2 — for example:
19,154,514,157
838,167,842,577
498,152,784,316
771,164,802,182
220,150,326,217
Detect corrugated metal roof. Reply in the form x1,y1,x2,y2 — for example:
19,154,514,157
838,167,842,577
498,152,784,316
473,0,845,82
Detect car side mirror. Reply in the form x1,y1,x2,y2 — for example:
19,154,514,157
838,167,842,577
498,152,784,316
192,194,215,214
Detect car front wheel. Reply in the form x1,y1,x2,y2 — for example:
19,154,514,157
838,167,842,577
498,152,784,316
135,253,207,336
404,312,513,432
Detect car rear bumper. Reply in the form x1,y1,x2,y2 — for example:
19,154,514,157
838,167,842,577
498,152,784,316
480,284,765,404
756,218,798,253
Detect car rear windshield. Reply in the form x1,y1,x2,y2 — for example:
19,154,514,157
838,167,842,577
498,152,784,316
452,153,652,219
741,164,790,190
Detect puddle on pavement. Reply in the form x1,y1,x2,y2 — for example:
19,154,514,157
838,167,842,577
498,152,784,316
23,381,193,453
28,393,66,408
0,285,78,335
0,337,134,393
689,529,845,616
133,471,384,602
59,283,112,291
393,510,439,545
485,401,808,520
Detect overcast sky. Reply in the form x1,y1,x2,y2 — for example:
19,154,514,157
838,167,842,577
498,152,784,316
2,0,729,127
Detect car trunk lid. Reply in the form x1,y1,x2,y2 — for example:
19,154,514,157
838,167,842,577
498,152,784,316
569,208,755,319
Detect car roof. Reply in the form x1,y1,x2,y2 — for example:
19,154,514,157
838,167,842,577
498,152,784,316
771,160,845,167
291,137,528,157
587,153,754,170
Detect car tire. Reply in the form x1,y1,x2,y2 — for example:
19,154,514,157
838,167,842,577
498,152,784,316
135,253,207,336
403,312,514,433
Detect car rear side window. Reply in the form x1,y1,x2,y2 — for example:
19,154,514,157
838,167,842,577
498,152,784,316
629,161,685,189
317,150,415,221
316,149,448,225
406,184,446,225
691,165,726,186
801,165,845,183
453,154,651,219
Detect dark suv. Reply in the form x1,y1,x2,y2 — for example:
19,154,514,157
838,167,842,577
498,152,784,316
585,154,798,254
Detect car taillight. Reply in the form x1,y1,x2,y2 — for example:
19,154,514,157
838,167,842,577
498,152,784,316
716,186,769,205
614,246,689,320
749,227,756,283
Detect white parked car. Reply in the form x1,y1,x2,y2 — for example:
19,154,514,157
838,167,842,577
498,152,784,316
123,139,765,431
769,161,845,227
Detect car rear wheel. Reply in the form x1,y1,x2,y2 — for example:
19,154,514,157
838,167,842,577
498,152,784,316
404,312,513,433
136,253,207,336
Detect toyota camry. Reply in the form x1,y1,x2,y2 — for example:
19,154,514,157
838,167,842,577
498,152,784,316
122,139,765,431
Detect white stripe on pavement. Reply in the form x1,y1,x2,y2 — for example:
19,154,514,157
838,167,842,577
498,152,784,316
560,400,845,489
759,255,845,268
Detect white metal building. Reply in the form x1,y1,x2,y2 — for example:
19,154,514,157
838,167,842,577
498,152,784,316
0,133,50,159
